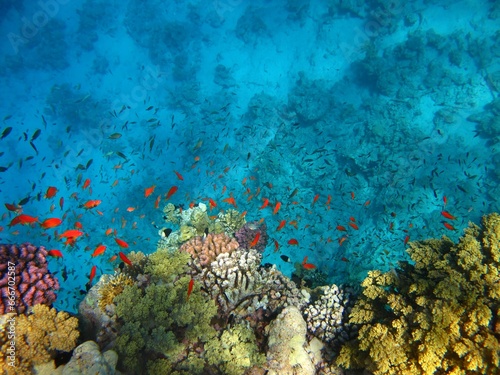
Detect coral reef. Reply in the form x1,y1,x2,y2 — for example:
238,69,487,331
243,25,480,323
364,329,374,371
0,304,79,374
216,208,246,235
61,340,119,375
304,284,357,351
97,273,134,312
179,233,240,266
234,220,269,252
0,243,60,314
337,213,500,374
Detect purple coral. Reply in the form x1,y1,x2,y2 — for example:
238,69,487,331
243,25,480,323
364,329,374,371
235,220,268,252
0,243,60,314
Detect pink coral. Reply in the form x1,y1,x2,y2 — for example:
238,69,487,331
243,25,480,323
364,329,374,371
179,233,240,266
0,243,60,314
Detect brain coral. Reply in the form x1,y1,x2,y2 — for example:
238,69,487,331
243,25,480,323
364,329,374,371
337,213,500,375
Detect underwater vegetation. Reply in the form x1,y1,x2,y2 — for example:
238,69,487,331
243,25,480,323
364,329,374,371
337,213,500,374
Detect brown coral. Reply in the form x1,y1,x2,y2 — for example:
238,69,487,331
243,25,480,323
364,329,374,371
0,304,79,374
98,273,134,312
179,233,239,266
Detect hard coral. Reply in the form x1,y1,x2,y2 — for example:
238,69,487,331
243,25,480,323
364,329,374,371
0,304,79,375
234,220,269,252
337,213,500,375
179,233,239,266
0,243,60,314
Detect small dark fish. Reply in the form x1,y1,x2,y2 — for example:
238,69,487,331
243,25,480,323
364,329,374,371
149,137,155,152
31,129,41,141
163,228,172,238
30,141,38,154
76,164,86,170
146,106,154,111
3,115,12,121
1,127,12,139
280,255,291,263
108,133,122,139
247,152,251,160
19,196,30,205
86,159,93,169
115,151,127,160
0,166,9,172
41,115,47,126
457,185,467,193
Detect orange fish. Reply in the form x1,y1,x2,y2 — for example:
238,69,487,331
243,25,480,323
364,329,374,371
249,232,260,248
115,238,129,248
348,222,359,230
144,185,156,198
301,256,316,270
10,214,38,226
59,229,83,239
273,239,279,252
338,236,348,246
47,249,63,258
242,177,247,185
44,186,58,199
208,198,217,210
404,235,410,245
154,195,161,209
92,244,106,257
166,186,178,200
443,195,447,206
364,200,371,206
40,218,62,229
312,194,319,206
174,170,184,181
288,238,299,245
443,222,456,230
259,198,269,210
325,195,332,206
273,201,281,215
222,196,237,208
83,178,91,190
350,192,355,200
88,265,97,284
441,211,456,220
336,225,347,231
349,216,356,222
119,251,133,266
186,278,194,301
74,221,83,229
105,228,113,236
108,255,117,262
82,200,101,209
127,207,136,212
276,220,286,231
112,179,119,187
341,257,349,262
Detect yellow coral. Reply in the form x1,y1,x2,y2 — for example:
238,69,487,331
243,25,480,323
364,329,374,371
0,305,79,375
98,273,134,311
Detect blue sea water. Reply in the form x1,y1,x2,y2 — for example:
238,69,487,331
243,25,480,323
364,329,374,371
0,0,498,314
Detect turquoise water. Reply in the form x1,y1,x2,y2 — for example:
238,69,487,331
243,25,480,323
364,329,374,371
0,0,498,313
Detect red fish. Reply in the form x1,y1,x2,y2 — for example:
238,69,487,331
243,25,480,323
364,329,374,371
165,186,178,200
273,201,281,215
350,192,355,200
144,185,156,198
92,244,106,257
259,198,269,210
249,232,260,248
119,251,133,266
208,198,217,210
74,221,83,229
336,225,347,232
186,278,194,301
404,235,410,245
441,211,456,220
325,195,332,206
59,229,83,239
341,257,349,262
364,200,371,206
174,170,184,181
154,195,161,209
115,238,129,248
273,239,279,252
105,228,113,236
40,218,62,229
288,238,299,245
47,249,63,258
338,236,348,246
276,220,286,231
88,265,97,285
312,194,319,206
82,200,101,209
349,216,356,222
222,196,237,208
443,222,456,230
59,197,64,210
83,178,91,190
44,186,58,199
4,203,21,213
302,256,316,270
443,195,447,206
10,214,38,226
348,222,359,230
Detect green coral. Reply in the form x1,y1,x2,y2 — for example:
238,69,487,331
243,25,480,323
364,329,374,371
205,322,265,375
163,203,180,224
216,209,246,234
190,206,210,234
179,225,197,242
114,276,218,374
337,213,500,374
145,249,191,282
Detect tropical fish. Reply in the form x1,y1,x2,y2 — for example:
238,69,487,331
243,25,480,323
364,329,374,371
144,185,156,198
222,196,237,208
404,235,410,245
47,249,63,258
40,218,62,229
273,201,281,215
443,222,456,230
115,238,129,248
312,194,319,206
259,198,269,210
348,222,359,230
338,236,348,246
108,133,122,139
276,220,286,231
74,222,83,229
91,245,106,257
88,265,97,284
208,198,217,210
59,229,83,239
44,186,58,199
302,256,316,270
288,239,299,245
83,178,91,190
165,186,178,200
1,127,12,140
280,255,291,262
336,225,347,231
10,214,38,226
273,239,279,252
4,203,21,213
119,251,133,266
441,211,456,220
443,195,447,206
351,192,355,200
154,195,161,209
249,232,260,248
105,228,113,236
186,278,194,301
59,197,64,210
126,207,136,212
82,200,101,209
174,170,184,180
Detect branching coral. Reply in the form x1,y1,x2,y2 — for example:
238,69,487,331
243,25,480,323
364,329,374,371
0,304,79,374
179,233,240,267
337,213,500,374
